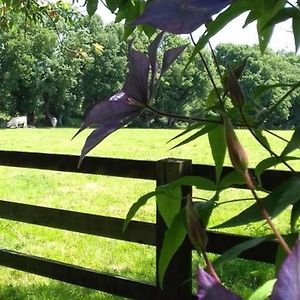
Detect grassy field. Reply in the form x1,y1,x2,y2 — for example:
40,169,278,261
0,127,299,299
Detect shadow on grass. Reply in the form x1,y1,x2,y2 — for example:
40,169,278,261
0,281,127,300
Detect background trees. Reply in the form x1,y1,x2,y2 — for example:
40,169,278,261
0,2,299,129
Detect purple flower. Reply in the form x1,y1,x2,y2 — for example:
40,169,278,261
197,267,242,300
74,33,186,166
132,0,232,34
270,240,300,300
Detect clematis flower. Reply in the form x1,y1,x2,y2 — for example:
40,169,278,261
132,0,232,34
73,33,187,166
197,268,242,300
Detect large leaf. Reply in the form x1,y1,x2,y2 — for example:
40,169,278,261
123,190,158,232
208,124,226,184
248,279,276,300
156,185,181,227
132,0,231,34
281,127,300,157
213,176,300,229
158,210,187,288
197,268,242,300
271,240,300,300
213,236,270,267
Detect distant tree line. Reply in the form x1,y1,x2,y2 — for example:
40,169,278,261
0,2,299,129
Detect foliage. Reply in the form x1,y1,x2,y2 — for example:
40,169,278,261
3,0,300,299
75,0,300,299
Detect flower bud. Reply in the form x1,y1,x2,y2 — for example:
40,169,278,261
224,116,249,174
224,67,245,108
186,197,207,252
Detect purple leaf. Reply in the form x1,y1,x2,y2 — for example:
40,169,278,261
148,32,164,96
73,93,143,166
197,268,242,300
161,44,188,75
123,44,150,104
271,240,300,300
132,0,232,34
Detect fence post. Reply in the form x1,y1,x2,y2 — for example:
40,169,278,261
156,158,193,300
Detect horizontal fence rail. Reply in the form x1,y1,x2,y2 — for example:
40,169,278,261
0,150,293,299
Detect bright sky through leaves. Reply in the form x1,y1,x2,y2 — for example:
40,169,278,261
92,0,297,53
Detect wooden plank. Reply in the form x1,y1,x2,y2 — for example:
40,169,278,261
0,150,156,180
0,249,166,300
0,200,156,245
206,231,278,263
156,159,193,300
0,200,279,262
192,164,294,191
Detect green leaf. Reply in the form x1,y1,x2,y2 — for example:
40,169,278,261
219,171,245,190
123,191,158,232
194,197,216,227
255,156,299,182
213,176,300,229
253,83,294,99
281,127,300,157
170,124,218,150
254,129,271,152
193,0,253,51
293,16,300,52
156,185,181,227
256,0,285,53
208,125,226,184
213,236,270,268
291,200,300,232
262,7,299,31
243,9,261,27
167,176,216,191
206,88,223,108
158,210,187,289
248,279,276,300
86,0,98,16
105,0,122,12
142,24,156,38
168,122,204,144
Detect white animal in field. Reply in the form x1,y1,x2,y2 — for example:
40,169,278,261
7,116,27,128
51,116,57,128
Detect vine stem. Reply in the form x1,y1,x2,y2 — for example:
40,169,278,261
201,250,221,283
145,103,221,124
244,170,292,255
255,82,300,127
189,34,224,107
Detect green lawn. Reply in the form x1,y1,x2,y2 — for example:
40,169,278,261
0,128,299,299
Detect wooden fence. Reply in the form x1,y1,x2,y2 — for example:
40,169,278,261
0,150,292,299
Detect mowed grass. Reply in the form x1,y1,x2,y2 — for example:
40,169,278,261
0,127,299,299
